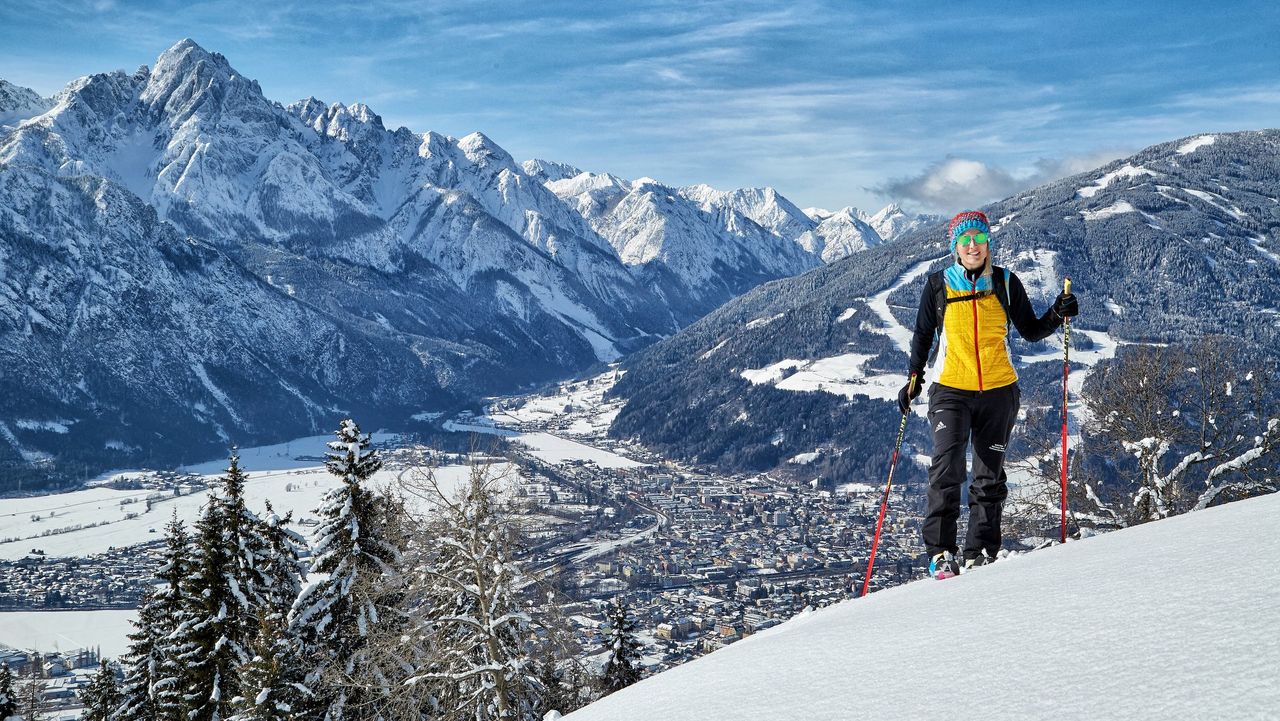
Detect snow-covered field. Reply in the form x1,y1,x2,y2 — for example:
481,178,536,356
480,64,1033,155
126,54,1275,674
508,432,644,469
0,436,482,561
0,610,137,658
492,367,627,437
566,492,1280,721
441,373,648,469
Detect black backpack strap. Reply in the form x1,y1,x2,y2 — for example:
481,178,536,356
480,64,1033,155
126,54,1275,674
928,272,945,366
993,266,1012,329
930,271,946,321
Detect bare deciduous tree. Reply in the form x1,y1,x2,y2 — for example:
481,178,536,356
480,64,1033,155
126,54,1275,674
1083,337,1279,523
398,457,543,720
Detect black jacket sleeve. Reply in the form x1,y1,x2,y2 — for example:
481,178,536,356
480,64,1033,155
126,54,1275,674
1006,271,1062,343
907,274,938,377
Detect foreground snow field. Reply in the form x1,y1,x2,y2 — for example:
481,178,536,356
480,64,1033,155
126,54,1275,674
0,609,137,657
566,492,1280,721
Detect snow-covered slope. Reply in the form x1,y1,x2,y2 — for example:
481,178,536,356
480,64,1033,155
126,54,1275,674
567,493,1280,720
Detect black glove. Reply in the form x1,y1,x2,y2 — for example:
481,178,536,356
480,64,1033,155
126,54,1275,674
897,376,922,414
1051,292,1079,320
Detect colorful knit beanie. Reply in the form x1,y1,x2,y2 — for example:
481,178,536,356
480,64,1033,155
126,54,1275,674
948,210,991,253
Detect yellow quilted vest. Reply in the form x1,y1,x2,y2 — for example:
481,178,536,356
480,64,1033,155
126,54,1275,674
937,266,1018,391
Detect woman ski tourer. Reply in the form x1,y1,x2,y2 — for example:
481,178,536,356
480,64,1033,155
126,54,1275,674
898,210,1079,579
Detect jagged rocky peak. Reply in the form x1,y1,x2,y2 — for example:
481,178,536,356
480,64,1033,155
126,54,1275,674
153,38,233,76
345,102,382,127
630,176,666,191
546,169,632,199
293,99,388,142
521,158,585,183
828,206,862,222
0,83,51,130
679,182,818,241
813,207,883,260
457,130,514,168
141,38,267,119
0,79,50,117
416,129,456,160
287,96,329,125
47,68,145,122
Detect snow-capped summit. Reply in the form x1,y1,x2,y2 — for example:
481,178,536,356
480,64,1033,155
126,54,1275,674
862,202,940,243
813,206,884,260
521,157,584,183
566,492,1280,720
679,183,818,245
457,130,516,169
542,170,822,316
0,79,50,127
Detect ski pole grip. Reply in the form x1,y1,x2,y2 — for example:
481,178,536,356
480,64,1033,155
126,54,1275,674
908,372,918,395
1064,277,1072,294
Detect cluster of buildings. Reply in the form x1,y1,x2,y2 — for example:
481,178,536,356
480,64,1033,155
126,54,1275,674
0,644,107,719
524,460,924,672
482,378,928,675
0,544,161,610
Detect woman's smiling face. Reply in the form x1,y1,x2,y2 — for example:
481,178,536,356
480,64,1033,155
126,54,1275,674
957,228,989,271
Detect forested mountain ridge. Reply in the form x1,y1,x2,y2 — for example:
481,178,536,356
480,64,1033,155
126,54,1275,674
608,130,1280,475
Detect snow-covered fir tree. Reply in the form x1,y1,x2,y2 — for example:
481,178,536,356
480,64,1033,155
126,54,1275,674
598,599,643,696
229,613,308,721
216,451,275,645
115,588,163,721
81,660,121,721
253,502,307,625
0,662,16,721
290,419,404,721
180,477,252,721
532,658,586,719
231,503,310,721
115,511,194,721
405,461,539,720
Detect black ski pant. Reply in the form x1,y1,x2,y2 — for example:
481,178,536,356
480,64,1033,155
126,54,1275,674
922,382,1020,560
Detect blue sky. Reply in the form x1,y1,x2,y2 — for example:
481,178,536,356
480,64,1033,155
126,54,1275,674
2,0,1278,213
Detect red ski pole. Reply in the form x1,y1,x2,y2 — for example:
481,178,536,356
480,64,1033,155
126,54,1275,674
861,373,917,598
1060,278,1072,544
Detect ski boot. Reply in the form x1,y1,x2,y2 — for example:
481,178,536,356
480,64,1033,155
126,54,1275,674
929,551,960,580
961,549,995,574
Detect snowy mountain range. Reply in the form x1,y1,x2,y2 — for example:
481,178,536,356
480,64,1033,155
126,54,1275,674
0,39,932,483
608,130,1280,475
564,491,1280,720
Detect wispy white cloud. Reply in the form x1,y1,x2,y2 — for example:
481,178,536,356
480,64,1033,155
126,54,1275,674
875,150,1126,213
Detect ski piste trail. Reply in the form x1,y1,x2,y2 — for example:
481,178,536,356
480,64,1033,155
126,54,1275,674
565,491,1280,721
864,256,944,357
